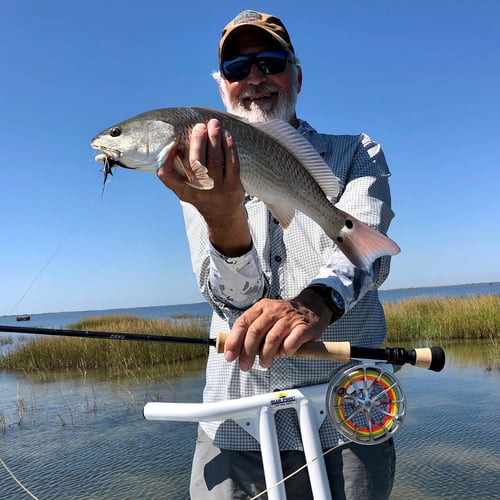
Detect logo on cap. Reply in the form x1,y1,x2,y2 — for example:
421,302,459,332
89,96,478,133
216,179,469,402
233,10,262,25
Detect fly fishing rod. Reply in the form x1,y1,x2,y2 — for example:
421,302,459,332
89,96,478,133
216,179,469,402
0,325,445,372
0,324,213,346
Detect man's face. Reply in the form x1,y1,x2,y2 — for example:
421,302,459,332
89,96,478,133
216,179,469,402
219,30,302,125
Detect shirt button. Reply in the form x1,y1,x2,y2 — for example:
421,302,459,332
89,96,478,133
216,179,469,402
274,256,282,263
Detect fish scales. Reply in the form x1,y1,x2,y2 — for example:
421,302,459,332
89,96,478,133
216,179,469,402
157,107,344,235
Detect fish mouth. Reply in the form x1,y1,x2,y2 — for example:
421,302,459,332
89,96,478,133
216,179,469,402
93,146,122,162
93,147,134,185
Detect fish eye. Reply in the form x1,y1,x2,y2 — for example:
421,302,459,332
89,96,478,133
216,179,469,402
109,127,122,137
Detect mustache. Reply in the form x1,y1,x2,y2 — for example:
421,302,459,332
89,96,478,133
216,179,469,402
239,84,280,100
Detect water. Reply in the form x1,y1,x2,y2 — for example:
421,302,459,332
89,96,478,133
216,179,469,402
1,283,499,499
1,282,499,330
0,368,205,499
0,302,213,330
392,342,500,499
0,343,498,499
379,282,500,304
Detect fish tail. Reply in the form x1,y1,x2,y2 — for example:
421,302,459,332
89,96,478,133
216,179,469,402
332,216,400,271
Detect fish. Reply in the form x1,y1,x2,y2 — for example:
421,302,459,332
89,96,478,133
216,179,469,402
91,106,400,270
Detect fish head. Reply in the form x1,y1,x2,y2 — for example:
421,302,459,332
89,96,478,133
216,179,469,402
91,118,178,173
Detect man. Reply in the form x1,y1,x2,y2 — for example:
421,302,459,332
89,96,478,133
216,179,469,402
158,10,396,499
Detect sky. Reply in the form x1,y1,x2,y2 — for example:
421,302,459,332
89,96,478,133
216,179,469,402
1,0,499,316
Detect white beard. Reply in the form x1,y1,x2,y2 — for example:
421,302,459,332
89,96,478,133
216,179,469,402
221,80,299,124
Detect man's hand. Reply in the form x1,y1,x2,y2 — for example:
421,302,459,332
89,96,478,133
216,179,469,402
224,288,333,371
157,118,252,257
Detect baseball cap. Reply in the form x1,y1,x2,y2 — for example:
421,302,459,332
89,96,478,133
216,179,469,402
219,10,295,63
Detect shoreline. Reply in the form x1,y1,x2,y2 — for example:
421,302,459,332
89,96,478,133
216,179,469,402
1,281,499,319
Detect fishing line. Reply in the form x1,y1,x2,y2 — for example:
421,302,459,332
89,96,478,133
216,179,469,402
9,236,70,315
0,456,40,500
8,171,105,316
249,443,346,500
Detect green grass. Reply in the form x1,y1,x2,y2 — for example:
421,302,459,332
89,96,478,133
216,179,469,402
384,295,499,342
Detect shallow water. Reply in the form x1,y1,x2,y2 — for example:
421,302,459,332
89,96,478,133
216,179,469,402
390,341,500,500
0,341,498,499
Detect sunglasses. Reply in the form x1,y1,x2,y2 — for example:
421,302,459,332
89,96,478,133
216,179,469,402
221,50,293,82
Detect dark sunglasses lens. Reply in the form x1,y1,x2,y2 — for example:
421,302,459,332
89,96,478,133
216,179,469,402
257,57,288,75
223,59,252,82
222,51,289,82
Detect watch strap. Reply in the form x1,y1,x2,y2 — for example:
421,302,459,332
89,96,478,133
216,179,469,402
305,284,345,324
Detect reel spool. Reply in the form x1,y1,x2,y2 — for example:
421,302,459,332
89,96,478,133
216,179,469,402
325,364,406,445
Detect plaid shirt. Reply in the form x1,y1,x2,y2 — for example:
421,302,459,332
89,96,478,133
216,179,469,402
181,120,395,450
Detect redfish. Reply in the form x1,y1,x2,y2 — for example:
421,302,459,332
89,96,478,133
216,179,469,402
91,107,400,270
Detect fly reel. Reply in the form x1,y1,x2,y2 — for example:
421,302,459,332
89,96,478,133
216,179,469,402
325,364,406,445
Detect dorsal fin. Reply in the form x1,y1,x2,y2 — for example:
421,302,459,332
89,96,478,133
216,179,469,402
252,119,340,198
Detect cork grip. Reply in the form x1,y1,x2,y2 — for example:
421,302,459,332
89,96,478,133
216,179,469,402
413,346,446,372
215,332,351,363
414,347,433,369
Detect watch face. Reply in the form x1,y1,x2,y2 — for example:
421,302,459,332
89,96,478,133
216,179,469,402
331,290,345,311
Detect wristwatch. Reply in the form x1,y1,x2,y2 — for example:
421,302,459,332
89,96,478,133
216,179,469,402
305,284,345,324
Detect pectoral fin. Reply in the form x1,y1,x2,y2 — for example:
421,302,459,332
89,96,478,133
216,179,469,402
266,203,296,228
174,155,214,190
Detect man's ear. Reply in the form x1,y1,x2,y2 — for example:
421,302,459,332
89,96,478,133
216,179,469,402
217,74,230,108
297,65,303,94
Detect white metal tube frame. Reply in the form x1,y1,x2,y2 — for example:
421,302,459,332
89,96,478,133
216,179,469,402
143,362,405,499
144,382,331,500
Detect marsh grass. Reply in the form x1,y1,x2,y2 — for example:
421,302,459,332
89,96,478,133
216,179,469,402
384,295,499,342
1,296,498,375
0,314,209,377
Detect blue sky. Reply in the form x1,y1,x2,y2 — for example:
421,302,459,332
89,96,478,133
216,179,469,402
1,1,499,316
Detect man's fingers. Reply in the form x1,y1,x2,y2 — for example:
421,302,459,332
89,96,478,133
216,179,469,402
224,297,327,371
258,322,288,368
157,144,183,189
222,129,241,186
224,314,250,365
206,119,225,184
226,301,287,371
225,304,271,371
188,122,208,169
207,119,222,152
278,326,314,357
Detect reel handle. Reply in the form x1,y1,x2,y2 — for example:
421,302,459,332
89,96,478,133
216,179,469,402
215,333,445,372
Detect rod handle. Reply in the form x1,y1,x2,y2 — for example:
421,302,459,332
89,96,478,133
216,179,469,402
216,333,446,371
216,333,351,362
